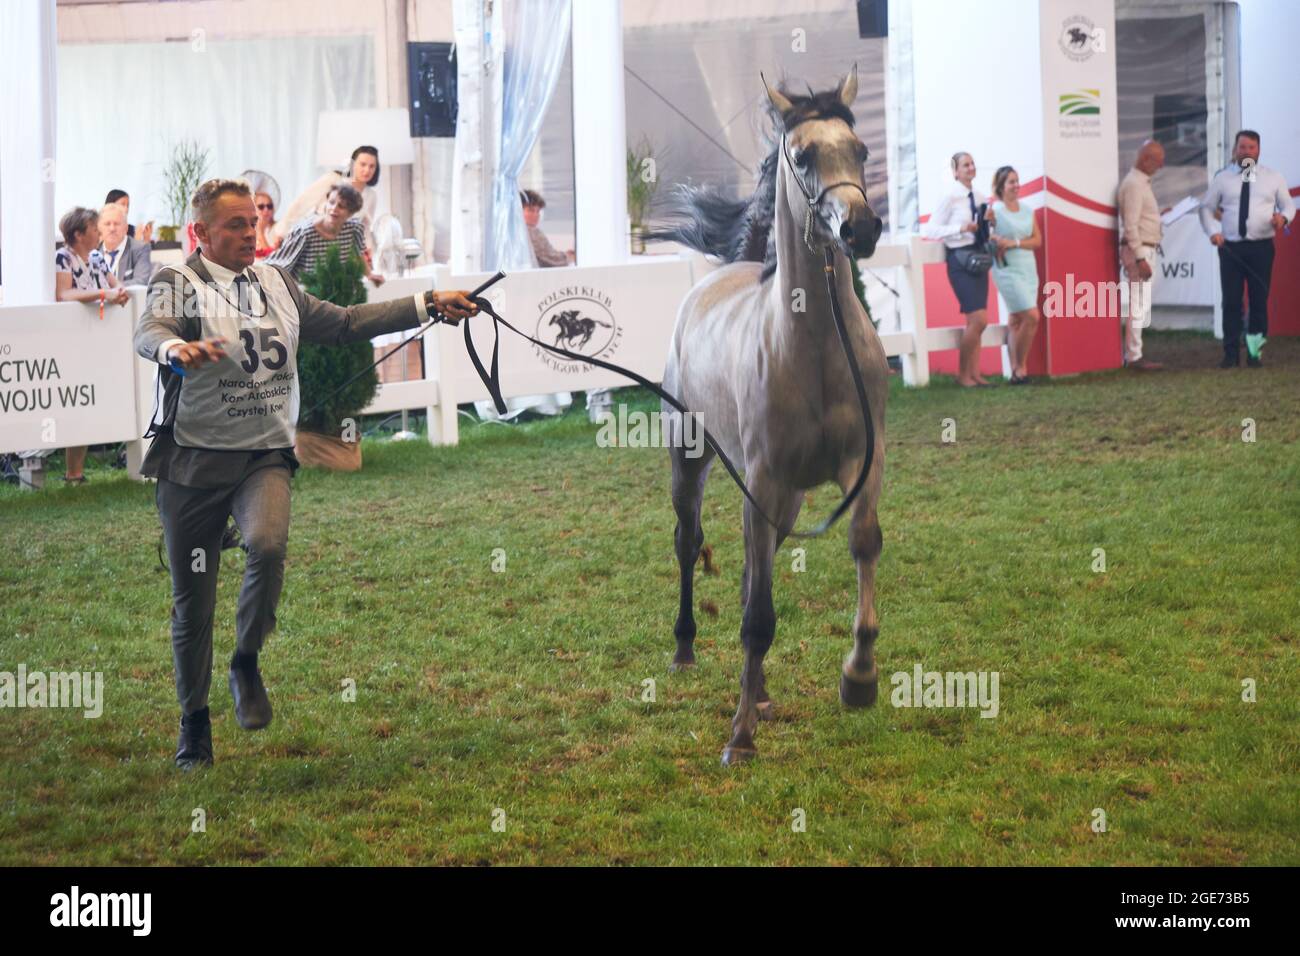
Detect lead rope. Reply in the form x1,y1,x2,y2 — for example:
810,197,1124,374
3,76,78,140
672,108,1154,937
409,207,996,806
462,252,874,539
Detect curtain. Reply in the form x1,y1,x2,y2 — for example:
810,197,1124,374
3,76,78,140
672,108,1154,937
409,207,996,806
54,36,374,229
486,0,573,271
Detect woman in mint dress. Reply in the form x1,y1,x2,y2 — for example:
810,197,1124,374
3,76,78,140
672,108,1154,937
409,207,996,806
989,166,1042,383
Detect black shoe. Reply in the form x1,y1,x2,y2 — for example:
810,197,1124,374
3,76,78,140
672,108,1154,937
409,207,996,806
1219,354,1238,369
175,710,213,770
229,662,273,730
1245,354,1262,368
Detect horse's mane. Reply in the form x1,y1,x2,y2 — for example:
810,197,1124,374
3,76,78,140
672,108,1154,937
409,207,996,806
644,81,855,282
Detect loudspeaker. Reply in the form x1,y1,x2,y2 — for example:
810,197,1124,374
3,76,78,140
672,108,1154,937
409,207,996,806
408,42,458,138
857,0,888,39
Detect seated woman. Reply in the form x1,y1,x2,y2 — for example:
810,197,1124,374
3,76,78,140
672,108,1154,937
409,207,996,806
988,166,1042,384
54,206,130,484
266,184,384,285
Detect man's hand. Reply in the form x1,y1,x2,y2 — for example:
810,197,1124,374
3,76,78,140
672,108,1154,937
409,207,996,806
1272,213,1288,231
368,272,387,286
430,290,481,325
108,286,130,306
565,249,576,264
167,338,228,370
1137,260,1153,280
140,221,154,244
1211,233,1225,247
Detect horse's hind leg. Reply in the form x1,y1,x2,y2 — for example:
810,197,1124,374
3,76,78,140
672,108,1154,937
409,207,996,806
723,473,795,765
670,441,714,670
838,451,885,708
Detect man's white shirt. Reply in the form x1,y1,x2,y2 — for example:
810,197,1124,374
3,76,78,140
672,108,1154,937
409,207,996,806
1199,162,1296,241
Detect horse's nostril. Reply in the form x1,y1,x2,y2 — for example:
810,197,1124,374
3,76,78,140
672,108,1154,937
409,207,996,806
839,222,855,242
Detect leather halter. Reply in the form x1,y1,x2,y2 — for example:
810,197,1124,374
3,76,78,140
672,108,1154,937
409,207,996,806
780,126,872,253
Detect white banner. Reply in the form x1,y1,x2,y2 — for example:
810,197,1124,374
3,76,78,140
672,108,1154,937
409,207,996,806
431,257,696,402
0,300,141,454
1153,211,1217,306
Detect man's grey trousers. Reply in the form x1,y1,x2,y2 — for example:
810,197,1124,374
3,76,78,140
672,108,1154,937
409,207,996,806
156,463,291,715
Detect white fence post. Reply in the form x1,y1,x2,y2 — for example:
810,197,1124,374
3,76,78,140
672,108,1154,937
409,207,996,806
901,235,932,387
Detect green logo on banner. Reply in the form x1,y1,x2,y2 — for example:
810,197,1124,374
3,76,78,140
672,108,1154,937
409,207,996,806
1059,89,1101,115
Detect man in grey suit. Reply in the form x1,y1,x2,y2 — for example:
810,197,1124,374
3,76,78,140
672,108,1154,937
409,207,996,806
98,202,155,287
135,178,479,769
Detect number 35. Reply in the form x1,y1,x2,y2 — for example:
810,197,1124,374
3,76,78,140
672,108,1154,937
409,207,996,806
238,327,288,373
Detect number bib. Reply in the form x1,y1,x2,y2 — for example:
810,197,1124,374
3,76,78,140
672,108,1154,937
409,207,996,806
170,263,302,451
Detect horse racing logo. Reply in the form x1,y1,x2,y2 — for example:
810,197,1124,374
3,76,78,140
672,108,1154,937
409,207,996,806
1058,15,1105,62
533,286,622,373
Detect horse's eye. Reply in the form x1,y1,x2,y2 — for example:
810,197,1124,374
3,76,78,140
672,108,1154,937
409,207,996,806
794,146,814,167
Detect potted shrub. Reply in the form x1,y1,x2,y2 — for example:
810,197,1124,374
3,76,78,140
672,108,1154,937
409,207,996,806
627,137,660,254
158,139,209,248
293,244,378,471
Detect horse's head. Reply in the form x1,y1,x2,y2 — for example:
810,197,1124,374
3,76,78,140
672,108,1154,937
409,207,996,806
764,65,883,260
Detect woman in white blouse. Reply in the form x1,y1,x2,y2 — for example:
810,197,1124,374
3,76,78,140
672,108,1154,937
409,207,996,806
53,206,130,483
922,152,992,387
271,145,381,254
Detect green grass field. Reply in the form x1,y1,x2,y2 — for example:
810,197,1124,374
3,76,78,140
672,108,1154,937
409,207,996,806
2,331,1297,865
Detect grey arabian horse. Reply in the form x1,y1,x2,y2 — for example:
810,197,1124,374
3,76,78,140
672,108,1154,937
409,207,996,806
650,68,888,764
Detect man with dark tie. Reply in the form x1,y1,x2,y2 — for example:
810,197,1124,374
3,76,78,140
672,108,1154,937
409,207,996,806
1199,130,1296,368
97,202,155,287
135,178,481,770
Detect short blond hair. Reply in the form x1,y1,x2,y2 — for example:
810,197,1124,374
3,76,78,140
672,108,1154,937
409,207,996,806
191,178,252,224
99,202,126,222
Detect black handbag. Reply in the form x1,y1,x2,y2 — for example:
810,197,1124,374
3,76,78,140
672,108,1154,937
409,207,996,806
953,201,993,274
954,246,993,275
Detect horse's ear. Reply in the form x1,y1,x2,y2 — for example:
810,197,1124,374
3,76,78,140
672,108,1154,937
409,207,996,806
837,63,859,110
761,72,794,119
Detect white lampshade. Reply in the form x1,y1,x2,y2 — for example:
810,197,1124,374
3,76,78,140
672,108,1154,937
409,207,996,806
316,108,415,168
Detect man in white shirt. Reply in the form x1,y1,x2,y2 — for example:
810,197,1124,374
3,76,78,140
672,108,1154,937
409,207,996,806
1199,130,1296,368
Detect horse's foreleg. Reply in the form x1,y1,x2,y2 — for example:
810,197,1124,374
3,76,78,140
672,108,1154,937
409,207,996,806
723,475,792,764
670,444,714,670
838,451,884,708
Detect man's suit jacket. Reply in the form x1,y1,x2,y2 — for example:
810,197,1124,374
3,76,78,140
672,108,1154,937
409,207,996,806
133,251,425,488
100,236,155,287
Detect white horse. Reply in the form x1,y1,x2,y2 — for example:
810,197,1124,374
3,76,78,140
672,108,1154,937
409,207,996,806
654,68,888,764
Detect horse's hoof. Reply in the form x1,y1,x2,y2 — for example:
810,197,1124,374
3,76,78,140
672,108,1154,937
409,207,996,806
721,745,757,766
669,655,696,672
756,699,775,721
840,672,878,708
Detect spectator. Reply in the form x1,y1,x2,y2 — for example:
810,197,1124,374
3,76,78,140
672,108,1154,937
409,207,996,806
104,189,153,244
254,191,278,258
1117,141,1166,371
272,146,381,251
54,206,129,484
521,189,574,268
98,202,155,287
241,169,282,258
988,166,1042,383
1199,130,1296,368
267,184,385,285
923,152,992,387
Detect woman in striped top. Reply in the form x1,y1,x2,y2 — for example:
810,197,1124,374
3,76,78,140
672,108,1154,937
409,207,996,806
266,184,385,285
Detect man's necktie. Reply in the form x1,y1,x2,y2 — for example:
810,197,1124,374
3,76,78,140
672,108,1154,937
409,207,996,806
107,249,119,271
232,274,251,315
1238,176,1250,240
